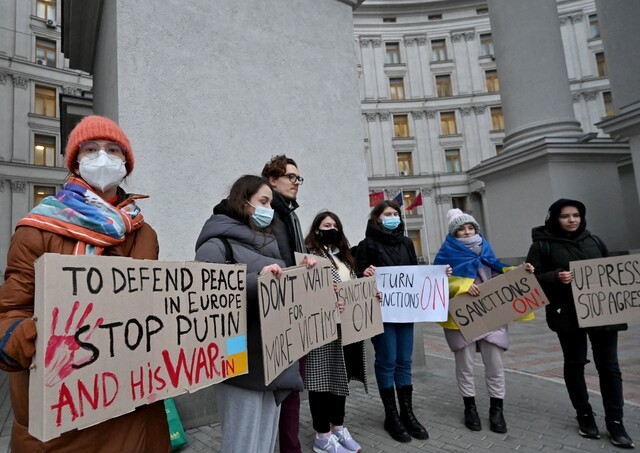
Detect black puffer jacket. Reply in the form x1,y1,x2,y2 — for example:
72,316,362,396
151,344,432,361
355,221,417,274
525,199,626,333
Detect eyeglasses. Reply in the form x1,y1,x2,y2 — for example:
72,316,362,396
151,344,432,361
78,141,125,160
283,173,304,184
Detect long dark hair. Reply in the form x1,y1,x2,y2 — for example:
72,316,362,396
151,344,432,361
227,175,272,231
369,200,404,231
305,211,356,270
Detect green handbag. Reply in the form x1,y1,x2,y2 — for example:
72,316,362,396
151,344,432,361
164,398,187,451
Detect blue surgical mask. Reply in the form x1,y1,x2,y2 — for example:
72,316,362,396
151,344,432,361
381,217,401,231
248,202,274,229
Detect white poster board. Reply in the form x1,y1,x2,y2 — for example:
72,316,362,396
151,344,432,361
30,254,247,442
375,265,449,323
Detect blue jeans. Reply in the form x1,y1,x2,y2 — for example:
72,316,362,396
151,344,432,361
371,322,414,390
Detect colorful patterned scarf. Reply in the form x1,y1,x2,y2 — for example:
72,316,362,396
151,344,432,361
17,176,147,255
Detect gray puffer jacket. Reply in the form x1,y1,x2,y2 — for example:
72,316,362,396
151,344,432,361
194,200,303,404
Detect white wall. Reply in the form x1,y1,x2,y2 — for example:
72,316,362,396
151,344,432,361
92,0,370,259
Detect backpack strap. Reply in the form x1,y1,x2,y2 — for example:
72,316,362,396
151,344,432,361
591,235,607,257
218,237,236,264
537,240,550,263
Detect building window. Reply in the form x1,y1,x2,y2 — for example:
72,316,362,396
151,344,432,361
36,38,56,67
35,85,56,117
393,114,409,138
603,91,614,117
490,107,505,131
408,230,423,256
495,144,504,155
435,74,452,97
383,17,397,23
452,196,468,212
440,111,457,135
385,42,401,64
485,69,500,92
480,33,494,57
397,152,413,176
36,0,56,21
34,134,56,166
389,78,405,100
33,185,56,207
589,14,600,39
431,39,448,62
445,149,462,172
476,7,489,15
428,14,442,21
595,52,607,77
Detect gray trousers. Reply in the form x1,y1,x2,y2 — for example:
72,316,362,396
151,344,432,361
216,383,281,453
454,339,505,399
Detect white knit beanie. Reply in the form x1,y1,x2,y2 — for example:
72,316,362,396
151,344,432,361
447,208,480,235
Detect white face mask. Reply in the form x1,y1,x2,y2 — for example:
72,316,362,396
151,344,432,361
78,150,126,192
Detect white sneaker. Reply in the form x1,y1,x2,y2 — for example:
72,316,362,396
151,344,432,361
333,427,362,453
313,434,350,453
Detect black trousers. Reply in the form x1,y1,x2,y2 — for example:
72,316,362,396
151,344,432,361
556,329,624,421
308,391,347,433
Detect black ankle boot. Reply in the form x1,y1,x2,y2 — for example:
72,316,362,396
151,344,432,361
606,419,634,448
463,397,482,431
397,385,429,440
379,387,411,442
489,397,507,433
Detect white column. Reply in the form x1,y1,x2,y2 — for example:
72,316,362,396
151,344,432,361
417,37,433,98
366,114,386,177
473,106,494,161
359,39,378,100
412,111,427,173
487,0,582,149
559,16,579,80
404,37,423,99
13,0,30,60
379,112,395,175
425,110,441,172
570,14,592,78
372,38,387,100
582,92,602,133
450,33,472,95
0,74,12,161
11,76,30,162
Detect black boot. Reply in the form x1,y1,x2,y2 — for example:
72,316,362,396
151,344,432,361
379,387,411,442
577,411,600,439
489,397,507,433
606,419,635,448
463,397,482,431
397,385,429,440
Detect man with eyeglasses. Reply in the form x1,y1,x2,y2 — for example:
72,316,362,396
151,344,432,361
261,154,306,453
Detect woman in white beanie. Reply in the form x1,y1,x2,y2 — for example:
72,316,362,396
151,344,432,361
434,209,534,434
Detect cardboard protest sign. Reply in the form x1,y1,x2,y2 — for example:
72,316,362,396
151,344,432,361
336,277,383,345
30,254,247,442
258,262,339,385
570,254,640,328
375,265,449,323
449,267,547,341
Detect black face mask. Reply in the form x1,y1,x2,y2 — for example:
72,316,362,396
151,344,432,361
317,229,340,246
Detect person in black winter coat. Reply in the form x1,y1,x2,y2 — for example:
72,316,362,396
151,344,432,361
355,200,428,443
526,199,634,449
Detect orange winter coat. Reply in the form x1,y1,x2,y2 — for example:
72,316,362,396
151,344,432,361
0,225,170,453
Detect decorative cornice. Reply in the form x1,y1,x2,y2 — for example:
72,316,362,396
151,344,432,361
62,86,81,96
10,180,27,193
379,112,390,121
473,105,486,115
451,32,474,43
560,13,583,25
12,75,29,89
411,111,423,119
460,107,472,117
0,180,5,192
359,37,382,48
0,72,7,85
425,110,437,119
435,194,451,204
421,187,433,196
572,93,581,102
404,35,427,47
583,91,598,101
365,113,377,122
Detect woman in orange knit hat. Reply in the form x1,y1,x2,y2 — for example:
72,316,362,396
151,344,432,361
0,115,169,452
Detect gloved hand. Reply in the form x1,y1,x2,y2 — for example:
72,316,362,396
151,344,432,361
1,319,37,369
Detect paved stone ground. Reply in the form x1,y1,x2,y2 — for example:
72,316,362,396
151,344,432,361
1,311,638,452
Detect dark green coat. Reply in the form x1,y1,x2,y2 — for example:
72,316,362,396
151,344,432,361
526,226,626,333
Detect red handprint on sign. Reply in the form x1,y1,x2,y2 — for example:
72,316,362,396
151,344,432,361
44,301,104,387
